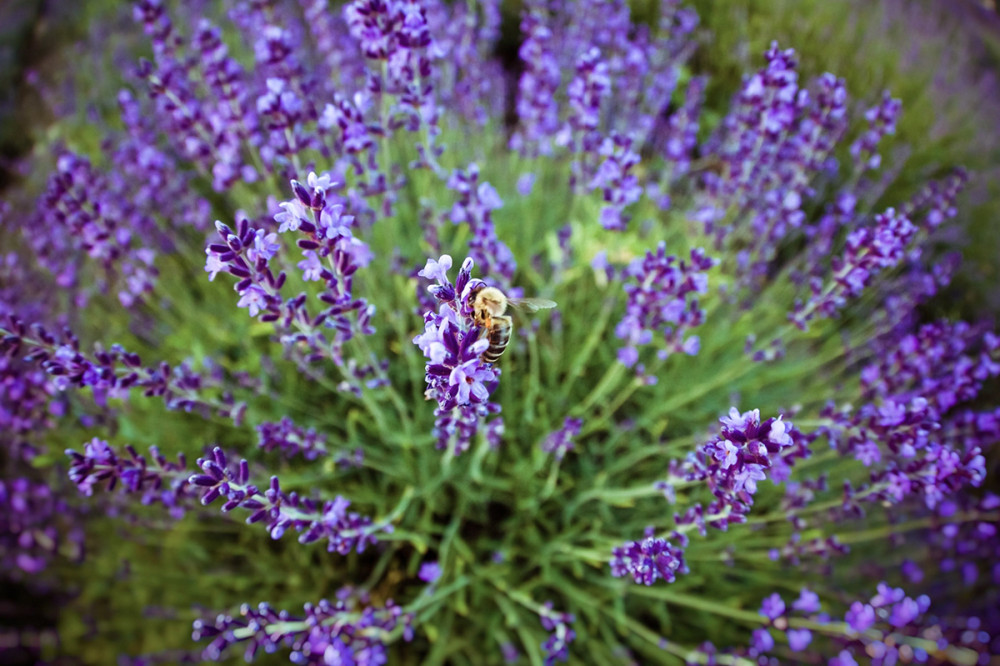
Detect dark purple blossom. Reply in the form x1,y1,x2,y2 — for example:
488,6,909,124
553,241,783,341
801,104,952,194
194,596,411,664
65,439,194,519
539,602,576,666
1,478,85,576
610,530,688,585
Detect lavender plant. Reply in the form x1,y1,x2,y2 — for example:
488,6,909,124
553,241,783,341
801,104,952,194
2,1,998,664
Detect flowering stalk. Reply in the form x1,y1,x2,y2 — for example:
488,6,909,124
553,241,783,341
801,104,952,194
413,255,501,456
66,441,388,554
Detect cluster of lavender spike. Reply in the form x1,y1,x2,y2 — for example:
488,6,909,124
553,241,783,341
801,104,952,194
193,594,413,665
413,255,502,454
747,582,988,664
206,173,381,387
66,441,384,554
613,243,716,369
614,409,808,585
0,316,245,422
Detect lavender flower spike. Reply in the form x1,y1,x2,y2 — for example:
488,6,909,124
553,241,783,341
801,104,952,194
414,255,501,455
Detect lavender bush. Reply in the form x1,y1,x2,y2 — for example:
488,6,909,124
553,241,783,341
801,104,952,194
2,1,998,664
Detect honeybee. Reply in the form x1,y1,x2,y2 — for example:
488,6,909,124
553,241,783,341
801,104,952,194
469,286,557,363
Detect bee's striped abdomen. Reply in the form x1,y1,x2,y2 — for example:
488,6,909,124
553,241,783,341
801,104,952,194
482,317,512,363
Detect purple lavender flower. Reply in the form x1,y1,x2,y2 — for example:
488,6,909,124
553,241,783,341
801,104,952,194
541,418,583,460
793,207,917,328
539,602,576,666
844,601,876,633
588,134,642,231
256,417,329,460
759,593,786,621
65,439,194,519
850,91,901,173
511,4,561,156
413,255,501,454
615,244,716,368
447,165,516,288
792,588,821,613
206,175,380,384
662,408,805,526
787,628,813,651
0,317,245,422
750,628,774,654
418,561,442,584
610,531,688,585
67,442,386,554
194,597,412,664
1,478,85,575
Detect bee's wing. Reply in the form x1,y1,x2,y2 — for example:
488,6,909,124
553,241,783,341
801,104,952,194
507,297,557,313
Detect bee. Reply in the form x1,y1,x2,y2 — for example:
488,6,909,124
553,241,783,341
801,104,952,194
469,286,557,363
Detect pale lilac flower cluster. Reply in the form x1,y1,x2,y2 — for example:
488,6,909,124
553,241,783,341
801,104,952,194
541,418,583,460
665,408,804,525
560,47,611,189
426,0,504,128
539,602,576,666
589,134,643,231
653,75,705,190
850,91,902,173
413,255,501,454
134,0,259,189
750,583,940,660
617,409,805,587
256,417,329,461
693,45,855,294
344,0,442,169
511,0,696,169
702,43,803,213
447,165,516,288
820,321,997,510
194,595,412,664
511,2,561,156
206,174,378,383
614,244,716,369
